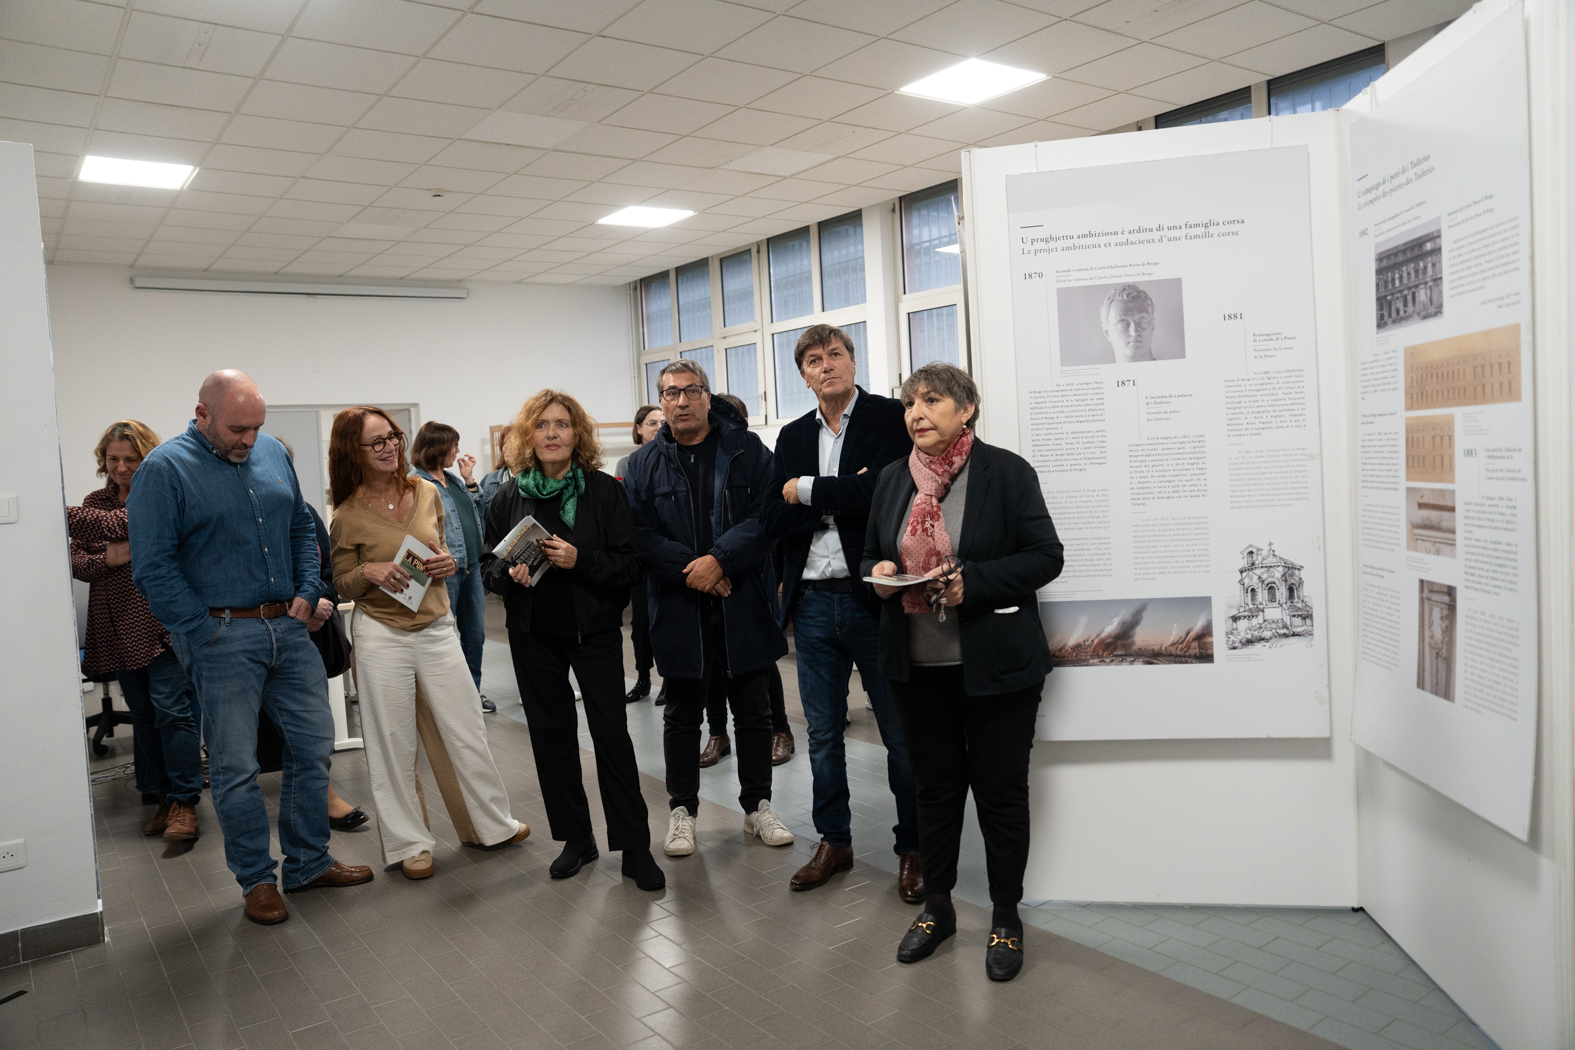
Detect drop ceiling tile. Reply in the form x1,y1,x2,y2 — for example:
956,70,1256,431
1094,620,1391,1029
165,208,260,230
680,168,778,194
977,118,1084,146
518,151,631,181
107,60,253,112
293,0,463,55
858,167,953,193
769,201,848,223
1074,0,1245,38
249,216,343,235
427,212,517,232
0,118,89,155
371,187,472,210
693,108,817,146
287,179,387,206
557,124,679,160
464,111,588,148
0,40,112,94
456,195,552,217
205,144,319,177
400,165,509,194
290,250,377,264
96,99,230,140
603,160,709,189
491,173,591,198
1268,0,1372,16
444,244,521,261
780,0,951,37
603,94,735,135
429,15,589,75
139,253,227,268
1060,43,1204,91
0,84,97,127
119,13,281,78
1055,90,1162,130
61,216,165,238
1227,22,1377,75
426,140,545,172
910,107,1032,143
803,156,899,183
1157,2,1317,60
222,115,348,153
974,77,1109,119
135,0,307,35
208,256,287,271
0,0,125,54
501,78,642,122
893,0,1058,56
264,39,414,93
714,17,875,73
474,0,641,34
1132,61,1259,106
236,231,322,249
475,232,554,249
187,170,296,197
1334,0,1469,40
749,76,886,120
644,137,756,167
812,184,898,208
72,183,182,207
519,248,584,262
654,57,797,106
242,81,378,125
752,176,842,202
220,245,303,262
850,132,963,165
406,227,487,243
329,129,448,163
602,0,773,54
347,263,424,277
389,60,533,109
638,190,733,212
358,97,491,137
150,225,240,244
835,93,959,134
32,153,81,179
306,155,418,184
55,250,142,264
87,129,211,165
984,20,1134,75
914,149,961,173
547,37,700,91
812,38,960,91
772,121,890,156
722,145,829,176
315,237,396,252
503,216,585,235
562,182,653,205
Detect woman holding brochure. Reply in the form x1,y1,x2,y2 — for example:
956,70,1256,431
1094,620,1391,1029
327,406,529,881
480,390,664,892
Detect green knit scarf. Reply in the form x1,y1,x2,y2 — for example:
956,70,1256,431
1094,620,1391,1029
516,464,585,528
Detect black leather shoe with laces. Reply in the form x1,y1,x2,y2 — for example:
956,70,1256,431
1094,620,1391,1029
985,927,1024,982
896,911,956,964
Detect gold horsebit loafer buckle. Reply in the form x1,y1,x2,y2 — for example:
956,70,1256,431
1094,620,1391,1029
988,933,1021,952
909,919,937,934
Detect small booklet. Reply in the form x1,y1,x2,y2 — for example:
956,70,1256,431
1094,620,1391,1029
862,573,933,587
492,514,553,586
384,534,436,612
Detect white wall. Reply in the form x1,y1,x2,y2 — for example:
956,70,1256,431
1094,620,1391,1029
0,142,100,937
45,266,636,505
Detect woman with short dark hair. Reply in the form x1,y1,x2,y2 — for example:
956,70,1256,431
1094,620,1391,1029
863,362,1063,982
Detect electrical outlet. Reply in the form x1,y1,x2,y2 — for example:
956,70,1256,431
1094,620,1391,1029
0,839,24,873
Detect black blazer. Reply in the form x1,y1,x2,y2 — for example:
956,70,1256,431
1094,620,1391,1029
762,387,910,626
861,437,1064,695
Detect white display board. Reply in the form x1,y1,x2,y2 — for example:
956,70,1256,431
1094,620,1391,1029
1348,4,1538,840
1007,148,1332,740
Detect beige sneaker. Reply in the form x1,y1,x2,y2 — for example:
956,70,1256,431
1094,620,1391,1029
162,802,199,842
664,807,696,857
402,851,434,880
743,800,794,847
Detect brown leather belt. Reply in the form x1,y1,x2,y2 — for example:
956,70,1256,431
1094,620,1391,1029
210,603,289,619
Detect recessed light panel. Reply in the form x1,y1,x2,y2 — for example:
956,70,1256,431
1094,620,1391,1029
597,206,694,228
899,59,1047,106
79,155,196,189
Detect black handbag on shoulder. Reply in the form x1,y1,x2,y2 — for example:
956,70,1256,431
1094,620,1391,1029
310,605,353,679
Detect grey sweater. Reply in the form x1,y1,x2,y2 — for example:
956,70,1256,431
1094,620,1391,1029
905,462,969,666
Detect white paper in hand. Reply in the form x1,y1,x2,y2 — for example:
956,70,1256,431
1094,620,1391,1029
385,535,436,611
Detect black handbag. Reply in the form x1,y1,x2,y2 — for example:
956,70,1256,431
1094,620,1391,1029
310,605,353,678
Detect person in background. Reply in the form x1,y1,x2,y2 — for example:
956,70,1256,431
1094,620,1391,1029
328,406,529,881
624,361,794,859
863,363,1063,982
762,324,921,901
410,422,493,714
615,405,663,703
478,429,515,528
482,390,663,891
129,371,372,926
70,419,203,843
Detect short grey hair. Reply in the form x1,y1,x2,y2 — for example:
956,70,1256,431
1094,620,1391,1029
658,359,710,393
1101,283,1154,325
900,362,979,428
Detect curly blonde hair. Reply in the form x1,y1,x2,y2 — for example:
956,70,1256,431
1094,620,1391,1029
506,390,604,474
94,420,160,477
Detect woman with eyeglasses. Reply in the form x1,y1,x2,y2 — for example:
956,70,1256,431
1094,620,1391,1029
327,407,529,881
862,363,1063,983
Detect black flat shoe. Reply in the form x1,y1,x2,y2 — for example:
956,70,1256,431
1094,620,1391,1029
626,677,651,702
550,837,599,879
654,682,667,706
985,927,1024,982
621,848,665,891
480,697,497,714
329,808,369,832
896,911,956,964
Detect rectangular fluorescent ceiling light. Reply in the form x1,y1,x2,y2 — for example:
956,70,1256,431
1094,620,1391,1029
131,275,466,299
899,59,1046,105
597,206,693,228
79,155,196,189
937,244,960,253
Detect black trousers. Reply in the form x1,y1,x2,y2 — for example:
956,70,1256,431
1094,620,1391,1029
664,604,772,815
631,581,653,675
891,666,1042,906
706,661,788,735
509,629,650,851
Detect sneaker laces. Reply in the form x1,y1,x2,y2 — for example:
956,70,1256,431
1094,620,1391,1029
669,809,694,836
754,804,787,837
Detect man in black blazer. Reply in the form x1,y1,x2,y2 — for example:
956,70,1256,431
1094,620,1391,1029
762,323,923,902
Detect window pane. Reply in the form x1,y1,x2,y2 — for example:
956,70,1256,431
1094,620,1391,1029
908,305,959,368
642,273,672,349
680,346,713,389
842,321,866,361
721,250,754,327
819,211,866,312
644,359,670,406
1270,46,1386,115
1156,88,1253,128
773,327,817,419
676,260,712,342
902,183,961,293
725,344,759,416
768,227,813,322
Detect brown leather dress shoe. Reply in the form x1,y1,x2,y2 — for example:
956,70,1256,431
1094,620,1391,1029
897,851,925,904
771,730,795,766
790,840,854,891
698,733,731,768
285,860,374,893
162,802,199,842
142,798,171,836
244,884,288,925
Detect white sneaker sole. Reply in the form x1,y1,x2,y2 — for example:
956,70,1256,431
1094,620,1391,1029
744,820,794,847
664,838,695,857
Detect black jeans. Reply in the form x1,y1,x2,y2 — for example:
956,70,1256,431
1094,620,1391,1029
664,603,773,815
631,581,653,675
510,629,651,851
706,661,788,736
891,666,1042,906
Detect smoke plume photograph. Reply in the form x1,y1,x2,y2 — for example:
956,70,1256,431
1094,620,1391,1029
1042,595,1214,666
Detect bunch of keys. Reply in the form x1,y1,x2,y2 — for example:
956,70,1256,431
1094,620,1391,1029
925,557,962,623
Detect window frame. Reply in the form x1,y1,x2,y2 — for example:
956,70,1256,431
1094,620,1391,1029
897,180,968,376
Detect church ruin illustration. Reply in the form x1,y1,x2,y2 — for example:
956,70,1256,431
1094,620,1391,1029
1226,543,1315,649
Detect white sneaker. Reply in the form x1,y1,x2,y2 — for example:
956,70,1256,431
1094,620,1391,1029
665,807,696,856
743,800,795,847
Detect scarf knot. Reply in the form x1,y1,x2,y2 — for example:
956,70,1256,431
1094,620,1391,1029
517,464,585,528
898,428,974,613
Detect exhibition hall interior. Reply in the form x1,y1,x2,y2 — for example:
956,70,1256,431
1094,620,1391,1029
3,1,1573,1049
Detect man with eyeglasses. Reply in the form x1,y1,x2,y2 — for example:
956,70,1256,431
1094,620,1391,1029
623,361,795,858
1101,283,1158,363
129,370,372,926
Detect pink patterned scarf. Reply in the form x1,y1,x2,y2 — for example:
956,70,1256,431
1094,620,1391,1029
898,427,975,613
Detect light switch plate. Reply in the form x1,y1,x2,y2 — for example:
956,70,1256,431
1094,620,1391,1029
0,494,15,524
0,839,24,873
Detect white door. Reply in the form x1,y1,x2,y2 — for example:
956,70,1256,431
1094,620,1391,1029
264,409,326,518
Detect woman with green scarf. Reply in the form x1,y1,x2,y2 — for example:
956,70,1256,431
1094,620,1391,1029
479,390,664,892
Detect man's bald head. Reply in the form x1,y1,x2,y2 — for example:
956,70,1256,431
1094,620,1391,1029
195,369,267,462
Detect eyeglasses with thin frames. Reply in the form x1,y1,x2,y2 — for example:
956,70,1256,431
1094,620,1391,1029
659,384,707,404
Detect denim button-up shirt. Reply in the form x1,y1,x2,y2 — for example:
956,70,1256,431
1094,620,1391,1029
128,421,326,639
412,467,478,568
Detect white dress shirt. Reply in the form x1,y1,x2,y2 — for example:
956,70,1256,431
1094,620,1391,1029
797,389,858,581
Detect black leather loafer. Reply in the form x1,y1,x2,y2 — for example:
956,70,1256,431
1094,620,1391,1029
550,838,599,879
985,927,1024,982
329,808,368,831
896,912,956,964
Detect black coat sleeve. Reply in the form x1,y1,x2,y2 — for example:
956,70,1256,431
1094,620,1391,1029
761,422,820,541
958,453,1064,609
805,399,911,516
860,462,907,606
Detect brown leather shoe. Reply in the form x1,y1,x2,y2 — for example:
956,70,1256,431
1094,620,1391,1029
244,884,288,925
790,840,854,891
142,798,171,836
698,733,731,767
285,860,374,893
771,730,795,766
162,802,199,842
897,851,925,904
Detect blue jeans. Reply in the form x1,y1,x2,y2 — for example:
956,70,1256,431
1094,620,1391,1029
116,650,202,806
793,588,919,854
169,615,334,894
446,565,486,691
